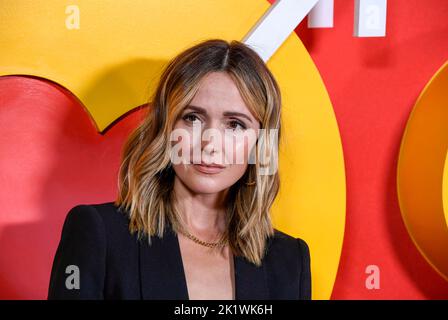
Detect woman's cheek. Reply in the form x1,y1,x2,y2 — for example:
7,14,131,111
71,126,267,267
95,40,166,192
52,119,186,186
232,134,257,165
170,126,194,164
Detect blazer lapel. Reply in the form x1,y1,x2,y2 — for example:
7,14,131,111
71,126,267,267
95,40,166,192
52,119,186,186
233,253,270,300
138,223,189,299
138,221,270,300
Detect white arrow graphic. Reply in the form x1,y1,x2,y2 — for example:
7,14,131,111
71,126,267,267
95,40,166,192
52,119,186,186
243,0,320,62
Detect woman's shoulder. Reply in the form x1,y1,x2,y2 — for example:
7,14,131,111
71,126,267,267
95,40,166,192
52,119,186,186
266,228,310,265
67,201,128,220
49,201,131,299
63,201,131,236
266,229,311,299
270,228,309,250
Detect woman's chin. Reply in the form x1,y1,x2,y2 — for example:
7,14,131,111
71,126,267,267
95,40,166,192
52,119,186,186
186,181,229,194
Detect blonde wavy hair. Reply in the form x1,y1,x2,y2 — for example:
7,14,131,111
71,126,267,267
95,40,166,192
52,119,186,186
114,39,282,266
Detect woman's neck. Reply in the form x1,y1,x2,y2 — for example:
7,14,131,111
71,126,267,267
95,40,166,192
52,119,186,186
173,176,229,239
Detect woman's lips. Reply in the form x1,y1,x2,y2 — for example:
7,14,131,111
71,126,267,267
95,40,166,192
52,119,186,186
193,163,226,174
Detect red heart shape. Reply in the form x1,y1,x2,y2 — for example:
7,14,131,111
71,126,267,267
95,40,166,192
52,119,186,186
0,75,144,299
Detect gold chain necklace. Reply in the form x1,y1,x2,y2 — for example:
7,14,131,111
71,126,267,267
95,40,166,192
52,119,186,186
178,228,228,248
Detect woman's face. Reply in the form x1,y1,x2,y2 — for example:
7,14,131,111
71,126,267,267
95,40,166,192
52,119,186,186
170,71,260,194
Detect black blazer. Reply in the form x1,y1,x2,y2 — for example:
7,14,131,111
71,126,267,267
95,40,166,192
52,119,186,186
48,202,311,300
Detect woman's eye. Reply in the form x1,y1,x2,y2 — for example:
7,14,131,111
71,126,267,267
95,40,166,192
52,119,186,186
229,120,246,131
183,113,201,123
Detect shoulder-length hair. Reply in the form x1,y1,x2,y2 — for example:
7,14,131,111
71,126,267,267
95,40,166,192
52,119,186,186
114,39,282,266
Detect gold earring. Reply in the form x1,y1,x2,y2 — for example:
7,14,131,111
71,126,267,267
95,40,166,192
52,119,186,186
245,181,256,186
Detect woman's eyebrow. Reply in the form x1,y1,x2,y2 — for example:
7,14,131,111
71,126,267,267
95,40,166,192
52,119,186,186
186,105,253,123
184,105,207,115
223,111,253,123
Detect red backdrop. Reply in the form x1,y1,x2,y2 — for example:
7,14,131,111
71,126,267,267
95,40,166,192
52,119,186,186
289,0,448,299
0,0,447,299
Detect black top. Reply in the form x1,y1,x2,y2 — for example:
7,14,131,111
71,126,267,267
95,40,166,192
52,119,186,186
48,202,311,300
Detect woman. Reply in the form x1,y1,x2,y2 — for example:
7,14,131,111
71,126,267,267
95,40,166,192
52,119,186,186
48,39,311,300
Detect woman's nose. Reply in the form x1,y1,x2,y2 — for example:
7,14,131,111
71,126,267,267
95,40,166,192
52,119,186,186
200,122,225,161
